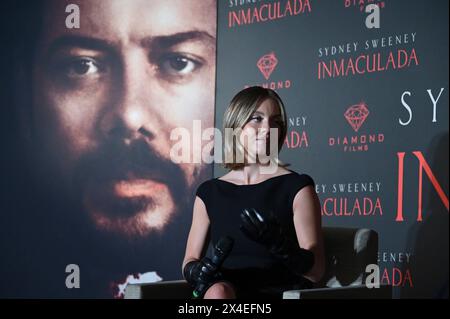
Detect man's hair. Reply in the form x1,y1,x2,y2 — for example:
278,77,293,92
4,1,45,149
8,0,44,75
222,86,288,170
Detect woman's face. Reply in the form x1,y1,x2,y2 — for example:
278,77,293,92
239,98,283,163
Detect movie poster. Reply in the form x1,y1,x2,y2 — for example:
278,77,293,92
0,0,217,298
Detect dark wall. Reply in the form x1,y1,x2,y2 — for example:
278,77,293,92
214,0,449,298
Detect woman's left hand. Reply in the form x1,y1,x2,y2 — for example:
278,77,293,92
239,208,285,250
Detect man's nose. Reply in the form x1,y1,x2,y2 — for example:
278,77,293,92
99,52,161,143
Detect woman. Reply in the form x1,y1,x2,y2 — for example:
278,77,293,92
182,86,324,299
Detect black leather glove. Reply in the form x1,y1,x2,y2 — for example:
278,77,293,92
239,208,285,251
239,208,314,276
183,257,222,298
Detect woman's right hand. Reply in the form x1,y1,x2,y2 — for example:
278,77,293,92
183,258,222,297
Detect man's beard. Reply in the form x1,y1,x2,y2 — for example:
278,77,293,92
23,135,210,281
27,134,208,242
72,137,195,238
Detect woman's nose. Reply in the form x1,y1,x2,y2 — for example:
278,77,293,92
257,122,270,139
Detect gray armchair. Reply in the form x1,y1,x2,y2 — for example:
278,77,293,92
283,227,391,299
124,227,391,299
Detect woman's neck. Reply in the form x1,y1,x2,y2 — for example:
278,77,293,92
240,163,278,184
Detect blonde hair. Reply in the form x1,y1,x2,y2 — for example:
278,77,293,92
222,86,289,170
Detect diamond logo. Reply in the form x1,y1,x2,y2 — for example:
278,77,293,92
257,52,278,80
344,102,370,132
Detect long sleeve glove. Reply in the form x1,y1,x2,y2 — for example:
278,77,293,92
239,208,314,276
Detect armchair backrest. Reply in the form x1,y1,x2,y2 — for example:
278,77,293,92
317,227,378,288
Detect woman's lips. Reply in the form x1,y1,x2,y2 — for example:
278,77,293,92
256,139,269,147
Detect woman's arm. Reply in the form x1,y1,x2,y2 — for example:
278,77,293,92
182,196,210,273
292,185,325,283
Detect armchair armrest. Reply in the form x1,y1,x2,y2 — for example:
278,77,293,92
124,280,192,299
283,284,392,299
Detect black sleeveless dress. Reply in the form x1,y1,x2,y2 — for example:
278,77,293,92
195,169,316,298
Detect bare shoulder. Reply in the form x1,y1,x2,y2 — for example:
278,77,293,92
292,182,320,216
277,166,293,176
217,171,236,182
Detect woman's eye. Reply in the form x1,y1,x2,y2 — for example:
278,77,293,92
251,116,263,122
158,54,202,77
